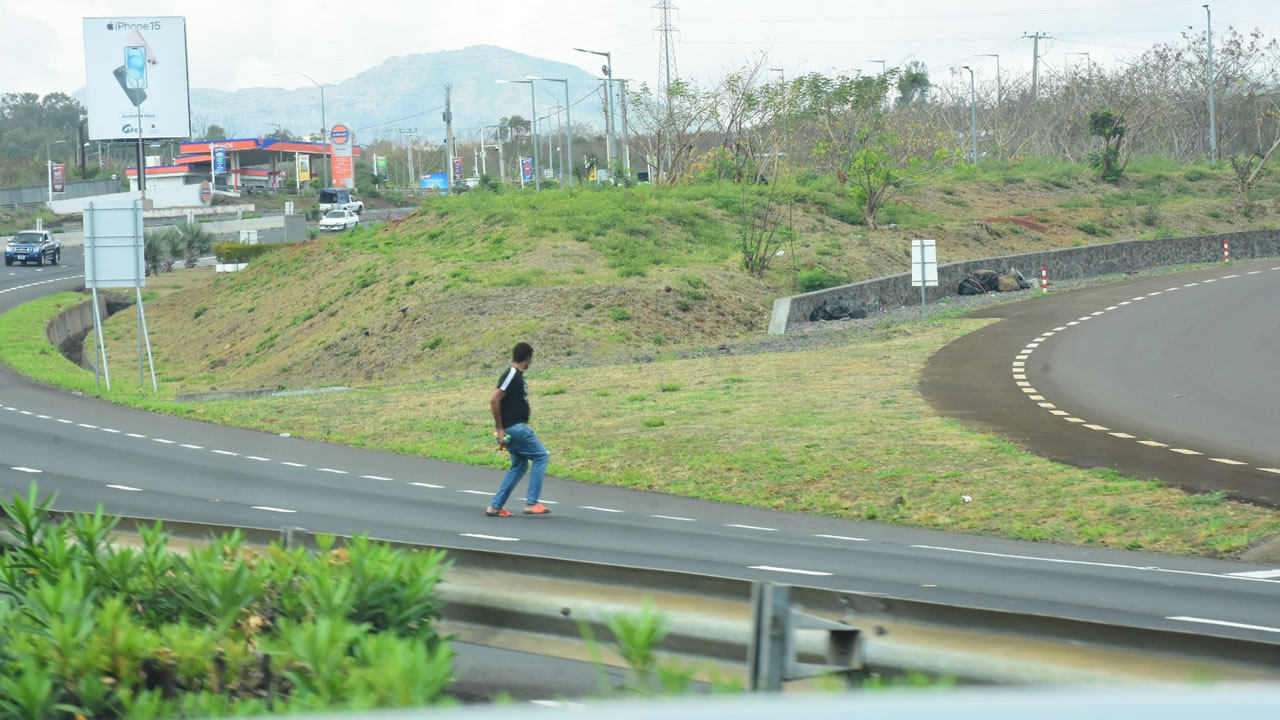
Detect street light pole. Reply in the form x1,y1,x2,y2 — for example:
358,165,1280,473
869,59,886,75
1205,4,1218,162
1066,52,1092,75
961,66,978,165
983,54,1001,108
574,48,614,171
302,73,328,186
530,78,574,186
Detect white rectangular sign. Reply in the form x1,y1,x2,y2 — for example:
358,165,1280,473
911,238,938,287
82,16,192,140
84,201,146,289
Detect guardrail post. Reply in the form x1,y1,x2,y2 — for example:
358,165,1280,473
748,582,862,691
281,526,310,550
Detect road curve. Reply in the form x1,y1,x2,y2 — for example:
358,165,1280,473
3,253,1280,645
924,258,1280,506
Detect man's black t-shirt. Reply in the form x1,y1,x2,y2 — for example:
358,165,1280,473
497,366,530,426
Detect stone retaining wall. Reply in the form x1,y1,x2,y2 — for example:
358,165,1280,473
769,230,1280,334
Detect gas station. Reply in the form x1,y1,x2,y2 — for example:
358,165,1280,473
126,136,361,192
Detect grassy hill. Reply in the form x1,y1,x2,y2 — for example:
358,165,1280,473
109,158,1279,394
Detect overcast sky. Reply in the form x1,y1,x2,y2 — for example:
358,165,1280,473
6,0,1280,100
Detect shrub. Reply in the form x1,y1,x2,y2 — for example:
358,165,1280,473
609,307,632,321
796,267,847,293
1183,168,1213,182
0,485,453,715
213,242,282,264
1075,221,1106,236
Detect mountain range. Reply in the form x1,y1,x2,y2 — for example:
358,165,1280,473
188,45,608,143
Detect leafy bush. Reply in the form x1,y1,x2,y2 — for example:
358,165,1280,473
1183,168,1213,182
175,221,216,268
609,307,632,321
213,242,282,264
0,485,453,717
796,267,848,293
1075,221,1107,236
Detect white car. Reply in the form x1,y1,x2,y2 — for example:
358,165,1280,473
318,209,360,232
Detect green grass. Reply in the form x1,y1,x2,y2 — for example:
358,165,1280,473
5,288,1279,558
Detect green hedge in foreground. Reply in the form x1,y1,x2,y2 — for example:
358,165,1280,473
0,485,453,719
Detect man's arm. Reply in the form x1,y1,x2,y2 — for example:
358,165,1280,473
490,388,506,445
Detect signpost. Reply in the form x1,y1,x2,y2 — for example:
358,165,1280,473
910,238,938,322
84,199,156,391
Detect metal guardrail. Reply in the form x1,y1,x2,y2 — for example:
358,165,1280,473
21,512,1280,688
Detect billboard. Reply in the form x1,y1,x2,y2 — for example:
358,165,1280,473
51,164,66,193
420,172,448,195
212,145,226,174
330,123,354,189
83,17,192,140
296,154,311,182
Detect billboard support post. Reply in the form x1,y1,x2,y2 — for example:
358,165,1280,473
137,103,146,201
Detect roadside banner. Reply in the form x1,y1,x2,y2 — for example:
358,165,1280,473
376,154,388,180
330,123,354,188
453,156,463,181
521,157,533,183
212,144,226,174
296,154,311,182
51,164,66,193
420,172,449,195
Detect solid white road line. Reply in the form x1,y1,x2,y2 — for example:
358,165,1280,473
749,565,833,577
251,506,297,513
815,534,869,542
410,482,445,489
650,514,696,521
106,484,142,492
460,533,519,542
728,524,778,532
1166,616,1280,634
1228,569,1280,579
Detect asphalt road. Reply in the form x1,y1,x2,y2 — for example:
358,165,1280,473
925,258,1280,506
2,252,1280,687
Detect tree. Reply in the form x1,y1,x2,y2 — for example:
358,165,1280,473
197,124,227,141
1087,109,1126,182
266,127,298,141
847,129,952,229
0,92,86,185
895,60,931,107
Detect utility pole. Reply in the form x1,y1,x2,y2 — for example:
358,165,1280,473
497,126,506,183
399,128,417,192
1205,4,1218,162
302,74,328,187
1023,32,1052,99
443,85,455,189
654,0,679,180
962,66,978,165
618,80,631,178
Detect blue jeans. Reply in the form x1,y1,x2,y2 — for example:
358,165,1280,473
490,423,549,509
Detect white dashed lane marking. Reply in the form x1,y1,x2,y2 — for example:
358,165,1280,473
180,444,203,450
251,506,297,513
411,482,445,489
10,467,41,473
126,433,146,438
361,475,393,481
750,565,833,577
281,461,306,467
153,438,175,444
77,423,97,429
581,506,623,513
1228,569,1280,579
317,468,347,474
246,456,271,462
650,514,696,521
106,484,142,492
211,450,239,456
460,533,519,542
815,534,869,542
728,524,778,532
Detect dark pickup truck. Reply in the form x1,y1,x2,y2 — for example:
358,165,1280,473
4,229,61,266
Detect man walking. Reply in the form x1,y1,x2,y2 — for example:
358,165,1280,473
487,342,552,517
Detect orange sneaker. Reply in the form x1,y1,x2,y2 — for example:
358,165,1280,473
485,507,512,518
523,503,552,515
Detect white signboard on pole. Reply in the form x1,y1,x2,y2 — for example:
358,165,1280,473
910,238,938,321
82,17,192,140
85,201,146,289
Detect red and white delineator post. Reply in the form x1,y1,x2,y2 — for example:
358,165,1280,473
1040,265,1048,292
1223,237,1230,263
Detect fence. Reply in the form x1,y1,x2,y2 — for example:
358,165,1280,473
0,178,122,208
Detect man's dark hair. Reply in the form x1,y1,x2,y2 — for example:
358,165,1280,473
512,342,534,363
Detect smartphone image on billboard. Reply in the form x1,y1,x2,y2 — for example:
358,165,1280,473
113,65,148,107
124,45,148,89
